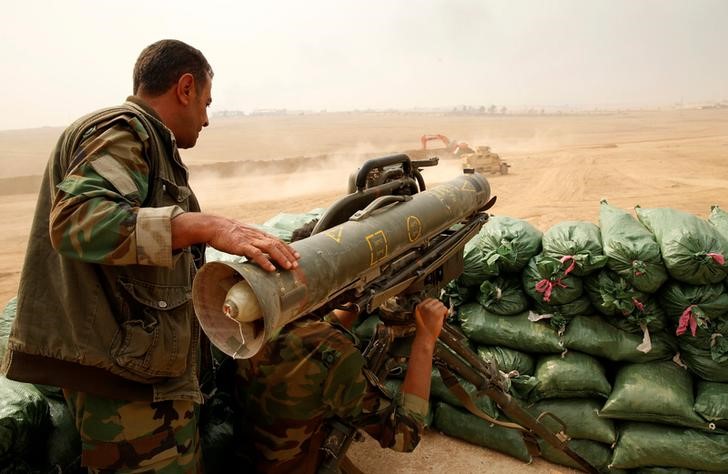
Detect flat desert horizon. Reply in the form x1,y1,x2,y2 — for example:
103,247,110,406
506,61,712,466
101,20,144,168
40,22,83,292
1,107,727,472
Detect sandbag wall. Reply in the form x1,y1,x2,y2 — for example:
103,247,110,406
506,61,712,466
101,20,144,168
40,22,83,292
430,205,728,472
2,205,728,472
0,298,82,474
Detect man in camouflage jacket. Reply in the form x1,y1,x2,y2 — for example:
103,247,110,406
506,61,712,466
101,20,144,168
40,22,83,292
235,297,448,473
1,39,299,472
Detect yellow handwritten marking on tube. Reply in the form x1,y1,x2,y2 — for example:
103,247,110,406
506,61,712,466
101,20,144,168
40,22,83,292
366,230,388,266
325,227,343,243
430,184,457,213
406,216,422,242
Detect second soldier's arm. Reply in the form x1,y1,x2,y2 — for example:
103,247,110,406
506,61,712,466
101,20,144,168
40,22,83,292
401,298,448,400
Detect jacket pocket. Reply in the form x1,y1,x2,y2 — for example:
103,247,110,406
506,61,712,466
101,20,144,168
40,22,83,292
158,177,191,207
111,279,192,381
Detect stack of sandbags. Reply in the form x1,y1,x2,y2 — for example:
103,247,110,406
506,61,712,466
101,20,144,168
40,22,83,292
526,351,616,471
431,217,546,462
439,303,618,472
433,218,618,471
0,298,82,474
197,204,728,472
579,202,672,356
436,208,728,473
600,359,728,472
429,368,533,463
603,206,728,472
523,221,607,334
636,205,728,381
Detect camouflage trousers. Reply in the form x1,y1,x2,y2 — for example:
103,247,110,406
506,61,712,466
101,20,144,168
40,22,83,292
63,389,202,473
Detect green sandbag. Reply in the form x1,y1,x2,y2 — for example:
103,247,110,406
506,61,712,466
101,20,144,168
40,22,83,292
522,255,584,305
432,402,532,463
676,319,728,382
695,381,728,429
584,268,648,317
261,209,325,242
585,269,667,333
659,281,728,334
477,276,528,316
537,438,614,473
529,352,611,402
600,361,711,430
458,304,564,354
0,458,36,473
708,205,728,241
205,246,246,264
429,369,498,417
0,377,50,464
532,294,593,319
506,375,540,401
679,343,728,383
200,392,237,474
563,316,676,363
477,345,535,375
477,215,543,274
611,422,728,471
531,295,593,334
599,201,668,293
530,398,616,444
0,297,16,362
352,314,382,341
442,280,476,307
477,346,539,399
541,221,608,276
636,207,728,285
460,236,498,287
602,297,667,334
205,210,325,263
43,396,81,473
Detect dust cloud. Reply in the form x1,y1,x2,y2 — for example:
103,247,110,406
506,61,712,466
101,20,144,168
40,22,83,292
191,164,352,207
189,139,466,209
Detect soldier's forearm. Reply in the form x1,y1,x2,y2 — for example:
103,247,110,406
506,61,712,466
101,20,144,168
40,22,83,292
171,212,222,249
401,333,436,400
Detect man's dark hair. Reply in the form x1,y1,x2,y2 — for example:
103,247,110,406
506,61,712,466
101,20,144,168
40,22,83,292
133,39,214,96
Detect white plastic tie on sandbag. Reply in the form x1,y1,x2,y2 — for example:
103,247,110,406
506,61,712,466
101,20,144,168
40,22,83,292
636,323,653,353
527,310,552,322
672,352,688,369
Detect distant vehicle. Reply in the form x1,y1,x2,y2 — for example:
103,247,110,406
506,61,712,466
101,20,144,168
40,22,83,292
407,134,510,175
460,145,510,175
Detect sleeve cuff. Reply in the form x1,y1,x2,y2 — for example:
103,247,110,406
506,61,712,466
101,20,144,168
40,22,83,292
399,391,430,421
136,206,184,267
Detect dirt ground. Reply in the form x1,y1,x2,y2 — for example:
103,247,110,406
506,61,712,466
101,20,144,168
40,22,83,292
1,107,727,472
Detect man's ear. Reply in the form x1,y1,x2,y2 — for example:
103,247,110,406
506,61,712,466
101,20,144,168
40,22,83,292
176,73,196,105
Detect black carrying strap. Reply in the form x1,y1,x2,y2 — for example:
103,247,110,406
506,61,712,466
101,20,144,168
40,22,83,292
437,364,543,458
436,365,527,432
317,419,364,474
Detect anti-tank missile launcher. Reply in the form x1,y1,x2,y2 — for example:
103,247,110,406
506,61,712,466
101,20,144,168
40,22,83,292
192,154,492,359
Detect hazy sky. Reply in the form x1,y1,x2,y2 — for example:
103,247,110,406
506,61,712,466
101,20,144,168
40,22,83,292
2,0,726,130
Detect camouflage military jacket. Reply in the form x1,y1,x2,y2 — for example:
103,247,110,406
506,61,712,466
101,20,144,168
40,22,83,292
2,97,204,403
235,315,428,474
